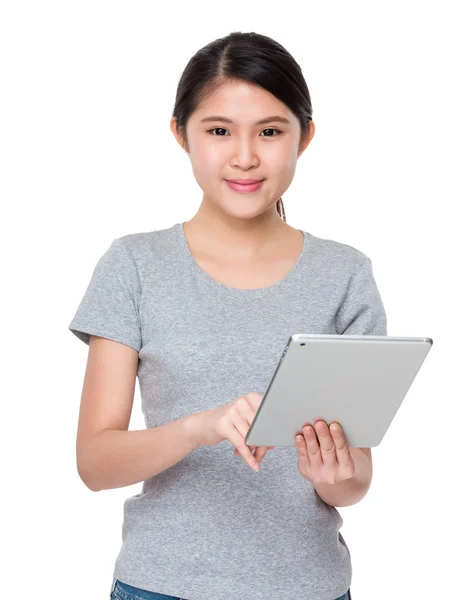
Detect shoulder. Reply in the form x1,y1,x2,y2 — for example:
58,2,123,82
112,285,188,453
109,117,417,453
114,223,179,260
304,230,370,272
109,224,181,288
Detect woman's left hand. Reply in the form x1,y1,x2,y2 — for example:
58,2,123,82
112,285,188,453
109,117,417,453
295,420,356,485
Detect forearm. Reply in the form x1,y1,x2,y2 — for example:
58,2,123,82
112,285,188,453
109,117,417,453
313,448,373,507
77,415,200,492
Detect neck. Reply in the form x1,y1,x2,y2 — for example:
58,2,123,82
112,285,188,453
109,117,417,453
184,198,292,258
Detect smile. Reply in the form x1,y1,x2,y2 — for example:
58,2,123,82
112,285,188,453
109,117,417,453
225,180,264,193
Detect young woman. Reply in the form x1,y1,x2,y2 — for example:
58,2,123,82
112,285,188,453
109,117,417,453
70,31,386,600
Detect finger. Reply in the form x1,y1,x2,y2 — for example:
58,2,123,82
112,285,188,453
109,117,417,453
295,432,311,471
238,394,268,462
254,446,269,464
237,399,260,445
234,445,256,456
234,445,272,453
244,391,264,408
234,445,270,464
329,422,353,469
303,423,324,468
228,428,259,471
251,445,274,458
229,409,260,471
314,420,337,468
233,400,265,466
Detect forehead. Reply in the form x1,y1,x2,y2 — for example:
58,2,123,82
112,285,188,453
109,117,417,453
192,79,297,125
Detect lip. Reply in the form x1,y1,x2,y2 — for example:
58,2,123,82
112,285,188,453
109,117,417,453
226,179,264,184
225,179,264,193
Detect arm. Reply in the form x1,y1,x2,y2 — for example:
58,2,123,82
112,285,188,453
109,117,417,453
78,415,200,492
313,448,373,507
75,336,202,492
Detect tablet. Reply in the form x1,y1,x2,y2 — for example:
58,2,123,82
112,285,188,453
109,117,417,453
245,334,433,448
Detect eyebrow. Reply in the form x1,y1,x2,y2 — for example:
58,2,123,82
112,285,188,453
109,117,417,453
200,115,291,126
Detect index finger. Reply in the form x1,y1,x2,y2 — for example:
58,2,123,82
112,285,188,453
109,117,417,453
229,433,260,472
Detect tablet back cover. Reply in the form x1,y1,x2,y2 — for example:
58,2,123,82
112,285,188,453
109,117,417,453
245,335,432,448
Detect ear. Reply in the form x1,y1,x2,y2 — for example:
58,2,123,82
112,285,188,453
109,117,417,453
170,117,189,153
298,119,316,158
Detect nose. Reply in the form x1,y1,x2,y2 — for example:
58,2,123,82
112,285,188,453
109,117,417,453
230,135,259,169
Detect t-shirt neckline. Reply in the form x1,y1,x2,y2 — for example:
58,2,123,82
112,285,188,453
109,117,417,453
175,221,309,295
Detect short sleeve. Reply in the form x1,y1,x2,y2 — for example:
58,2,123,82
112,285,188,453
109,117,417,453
68,237,142,352
335,257,387,336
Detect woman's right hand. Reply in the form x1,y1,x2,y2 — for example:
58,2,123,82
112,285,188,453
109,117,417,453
187,392,275,471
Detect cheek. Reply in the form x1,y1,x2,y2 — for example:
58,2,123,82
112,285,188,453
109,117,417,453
265,159,296,190
191,144,225,177
267,141,298,173
284,161,298,179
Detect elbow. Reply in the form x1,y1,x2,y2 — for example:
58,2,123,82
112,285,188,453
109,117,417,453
79,471,100,492
84,477,100,492
77,459,100,492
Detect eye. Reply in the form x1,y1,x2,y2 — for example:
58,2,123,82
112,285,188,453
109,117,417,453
206,127,282,137
207,127,229,136
260,128,281,137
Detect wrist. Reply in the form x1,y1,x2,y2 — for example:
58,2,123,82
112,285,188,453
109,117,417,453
183,413,202,448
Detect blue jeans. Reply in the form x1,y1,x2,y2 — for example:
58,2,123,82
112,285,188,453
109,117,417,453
110,578,352,600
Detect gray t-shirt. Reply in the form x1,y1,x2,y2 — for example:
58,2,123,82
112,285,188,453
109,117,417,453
69,222,387,600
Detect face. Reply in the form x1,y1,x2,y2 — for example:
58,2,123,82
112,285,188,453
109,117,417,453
171,79,315,221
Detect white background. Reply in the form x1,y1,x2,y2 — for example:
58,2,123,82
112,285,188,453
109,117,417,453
1,1,474,599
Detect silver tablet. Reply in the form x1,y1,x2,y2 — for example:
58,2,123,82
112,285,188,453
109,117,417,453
245,334,433,448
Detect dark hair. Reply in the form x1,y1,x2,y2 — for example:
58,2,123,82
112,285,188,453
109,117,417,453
172,31,313,223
